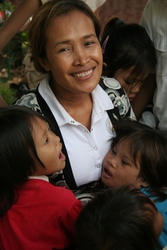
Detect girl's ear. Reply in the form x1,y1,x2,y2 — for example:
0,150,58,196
38,57,51,72
136,177,149,189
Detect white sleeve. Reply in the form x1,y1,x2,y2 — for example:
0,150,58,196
41,0,51,5
83,0,106,12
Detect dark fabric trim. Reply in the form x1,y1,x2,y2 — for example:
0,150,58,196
32,87,77,190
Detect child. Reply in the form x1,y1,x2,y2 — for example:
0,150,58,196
76,186,162,250
101,118,167,248
132,0,167,131
0,105,83,250
100,17,157,103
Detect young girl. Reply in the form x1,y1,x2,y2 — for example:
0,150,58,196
100,17,157,103
0,105,83,250
101,118,167,248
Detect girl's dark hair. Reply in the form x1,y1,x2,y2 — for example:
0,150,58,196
76,186,160,250
0,105,50,216
101,17,157,84
112,118,167,201
28,0,101,74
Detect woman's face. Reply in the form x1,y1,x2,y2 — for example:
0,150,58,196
101,139,147,189
114,67,145,102
40,10,103,97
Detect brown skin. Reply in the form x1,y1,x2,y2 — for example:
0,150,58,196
131,73,156,119
0,0,41,52
39,10,103,130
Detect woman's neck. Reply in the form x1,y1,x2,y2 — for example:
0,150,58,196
50,82,93,130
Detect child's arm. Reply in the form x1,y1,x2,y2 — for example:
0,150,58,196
0,0,42,52
131,73,156,120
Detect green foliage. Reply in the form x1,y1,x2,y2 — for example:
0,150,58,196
0,2,29,71
0,84,16,105
0,2,14,18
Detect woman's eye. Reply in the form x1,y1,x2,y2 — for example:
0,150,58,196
85,41,95,46
58,47,70,53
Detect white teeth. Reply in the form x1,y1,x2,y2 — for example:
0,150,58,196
73,69,92,77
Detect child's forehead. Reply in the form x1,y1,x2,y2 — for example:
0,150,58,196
31,116,47,130
116,137,133,147
115,137,140,156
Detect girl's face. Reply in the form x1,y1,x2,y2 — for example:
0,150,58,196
114,67,145,102
40,10,102,98
32,118,66,176
101,139,147,188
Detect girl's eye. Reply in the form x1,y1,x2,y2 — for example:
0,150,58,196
125,80,131,85
122,160,128,165
44,138,49,145
111,148,116,155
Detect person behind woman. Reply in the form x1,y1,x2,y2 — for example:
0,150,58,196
100,17,157,103
101,118,167,248
76,186,162,250
0,105,83,250
0,0,106,52
15,0,134,191
132,0,167,131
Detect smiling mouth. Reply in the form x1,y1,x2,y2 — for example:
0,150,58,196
72,69,93,77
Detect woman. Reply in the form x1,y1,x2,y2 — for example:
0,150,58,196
15,0,134,190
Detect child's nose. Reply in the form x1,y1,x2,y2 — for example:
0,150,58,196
107,158,117,169
54,135,60,144
131,83,141,94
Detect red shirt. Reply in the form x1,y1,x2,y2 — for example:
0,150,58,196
0,178,83,250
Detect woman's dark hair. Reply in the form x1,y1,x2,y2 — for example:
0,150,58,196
76,186,160,250
28,0,101,74
0,105,51,216
101,17,157,85
112,118,167,201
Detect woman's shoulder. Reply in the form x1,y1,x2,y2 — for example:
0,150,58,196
15,89,42,113
100,76,136,119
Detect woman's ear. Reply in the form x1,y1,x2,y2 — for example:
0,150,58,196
102,62,109,76
38,57,51,72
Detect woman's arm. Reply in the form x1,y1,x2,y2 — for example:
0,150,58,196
0,0,41,52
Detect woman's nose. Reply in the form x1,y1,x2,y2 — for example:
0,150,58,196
73,47,90,66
